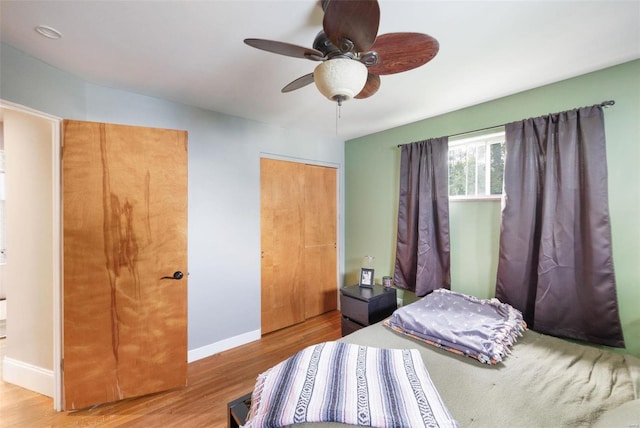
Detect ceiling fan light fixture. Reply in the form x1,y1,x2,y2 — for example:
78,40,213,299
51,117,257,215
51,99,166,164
313,58,367,103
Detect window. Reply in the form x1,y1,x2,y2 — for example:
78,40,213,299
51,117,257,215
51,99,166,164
448,131,505,199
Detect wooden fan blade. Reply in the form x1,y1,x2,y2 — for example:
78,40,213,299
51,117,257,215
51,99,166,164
282,73,315,93
365,33,439,76
244,39,324,60
355,74,381,99
322,0,380,53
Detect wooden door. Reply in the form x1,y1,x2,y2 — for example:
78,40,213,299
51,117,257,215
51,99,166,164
304,165,337,318
260,159,337,334
260,158,305,334
62,120,188,410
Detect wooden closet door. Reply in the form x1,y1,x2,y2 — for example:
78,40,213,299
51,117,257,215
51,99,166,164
260,158,305,334
62,120,188,410
260,159,338,334
304,164,337,318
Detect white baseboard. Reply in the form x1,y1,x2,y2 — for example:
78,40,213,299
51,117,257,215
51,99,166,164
2,356,54,397
188,329,261,363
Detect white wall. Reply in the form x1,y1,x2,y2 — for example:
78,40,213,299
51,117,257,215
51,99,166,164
0,43,345,360
2,108,55,397
0,121,5,300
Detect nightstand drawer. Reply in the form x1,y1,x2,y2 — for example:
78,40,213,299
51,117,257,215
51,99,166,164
341,316,363,336
340,294,370,325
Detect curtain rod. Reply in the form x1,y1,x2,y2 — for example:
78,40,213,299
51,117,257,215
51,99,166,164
397,100,615,148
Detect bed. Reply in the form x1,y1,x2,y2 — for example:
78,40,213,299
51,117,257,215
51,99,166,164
239,290,640,427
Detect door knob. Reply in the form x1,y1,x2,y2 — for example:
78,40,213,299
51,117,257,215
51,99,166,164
161,271,184,280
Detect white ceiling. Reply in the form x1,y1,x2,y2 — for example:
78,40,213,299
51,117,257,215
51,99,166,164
1,1,639,140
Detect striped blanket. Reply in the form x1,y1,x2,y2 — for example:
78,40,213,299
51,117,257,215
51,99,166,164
243,341,458,428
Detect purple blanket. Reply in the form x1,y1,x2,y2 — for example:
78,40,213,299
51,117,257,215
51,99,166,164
386,289,525,364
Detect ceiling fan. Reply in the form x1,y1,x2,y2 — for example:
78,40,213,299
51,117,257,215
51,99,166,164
244,0,439,105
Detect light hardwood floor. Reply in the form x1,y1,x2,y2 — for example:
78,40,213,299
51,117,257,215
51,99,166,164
1,310,342,427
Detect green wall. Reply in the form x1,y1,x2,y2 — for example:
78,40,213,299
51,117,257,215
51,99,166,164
345,60,640,356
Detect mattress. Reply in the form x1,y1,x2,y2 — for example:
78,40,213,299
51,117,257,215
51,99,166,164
281,321,640,428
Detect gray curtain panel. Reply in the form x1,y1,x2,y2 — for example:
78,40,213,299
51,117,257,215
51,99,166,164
394,137,450,297
496,105,624,347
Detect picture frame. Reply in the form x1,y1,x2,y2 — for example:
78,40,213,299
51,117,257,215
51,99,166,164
359,268,374,288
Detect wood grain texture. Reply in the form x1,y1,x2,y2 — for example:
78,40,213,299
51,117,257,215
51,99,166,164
261,160,338,333
304,245,338,318
322,0,380,52
62,120,188,410
0,311,341,427
304,164,338,318
260,158,306,334
366,32,439,76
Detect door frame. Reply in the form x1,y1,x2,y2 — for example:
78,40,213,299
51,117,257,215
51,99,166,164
259,152,343,326
0,99,62,410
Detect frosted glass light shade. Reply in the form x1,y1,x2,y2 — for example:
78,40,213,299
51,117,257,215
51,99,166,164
313,58,368,102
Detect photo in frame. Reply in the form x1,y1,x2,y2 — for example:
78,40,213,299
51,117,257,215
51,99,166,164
359,268,374,288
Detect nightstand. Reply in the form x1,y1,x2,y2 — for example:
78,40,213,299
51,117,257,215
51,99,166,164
228,392,251,428
340,284,397,336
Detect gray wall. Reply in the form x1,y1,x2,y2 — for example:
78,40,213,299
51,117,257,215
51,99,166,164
0,43,345,355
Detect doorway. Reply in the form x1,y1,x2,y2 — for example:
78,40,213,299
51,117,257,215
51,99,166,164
0,101,62,410
1,119,6,340
0,118,7,342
